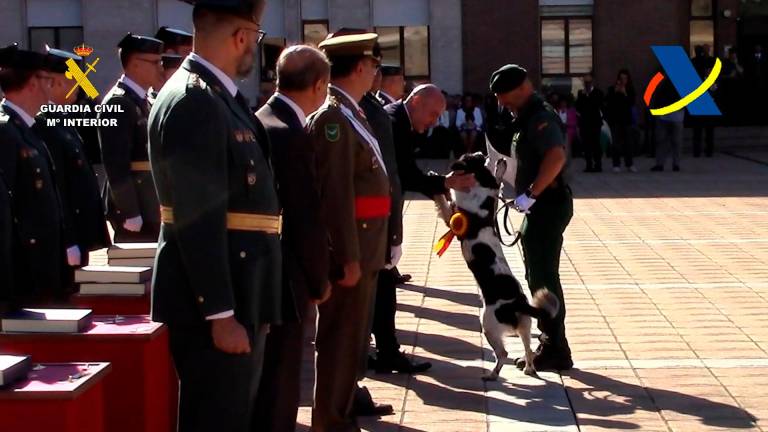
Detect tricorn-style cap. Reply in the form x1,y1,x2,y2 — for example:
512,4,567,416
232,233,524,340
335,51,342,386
380,65,402,76
490,64,528,93
179,0,264,24
117,33,164,54
0,43,49,71
319,30,381,59
161,53,184,70
44,45,82,74
155,27,193,48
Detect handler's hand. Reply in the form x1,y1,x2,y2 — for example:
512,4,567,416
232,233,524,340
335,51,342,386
445,171,476,192
338,261,361,288
513,193,536,214
211,316,251,354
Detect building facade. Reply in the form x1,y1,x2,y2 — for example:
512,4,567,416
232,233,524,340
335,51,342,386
1,0,766,103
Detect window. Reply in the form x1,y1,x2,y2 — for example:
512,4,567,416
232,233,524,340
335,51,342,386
374,26,430,80
689,0,715,56
303,20,329,46
541,18,593,76
29,27,83,51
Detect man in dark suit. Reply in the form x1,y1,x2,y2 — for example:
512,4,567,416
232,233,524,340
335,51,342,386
148,1,281,431
35,47,110,290
360,71,431,375
0,44,67,306
378,65,404,105
253,44,331,432
575,71,604,172
98,33,164,242
386,85,475,199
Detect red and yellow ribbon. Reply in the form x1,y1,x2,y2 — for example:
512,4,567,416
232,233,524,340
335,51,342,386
433,212,470,257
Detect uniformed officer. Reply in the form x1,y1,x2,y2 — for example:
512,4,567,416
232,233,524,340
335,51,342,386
0,43,66,305
34,47,110,289
378,65,404,105
308,31,391,431
490,64,574,371
148,1,279,431
155,26,194,57
98,33,164,242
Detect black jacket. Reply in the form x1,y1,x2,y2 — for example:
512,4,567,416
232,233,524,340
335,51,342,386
575,87,604,130
384,101,447,198
360,93,403,249
0,102,64,302
98,80,160,242
149,58,282,326
34,112,110,253
255,95,328,321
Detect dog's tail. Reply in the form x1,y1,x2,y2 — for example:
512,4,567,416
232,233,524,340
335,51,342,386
532,289,560,319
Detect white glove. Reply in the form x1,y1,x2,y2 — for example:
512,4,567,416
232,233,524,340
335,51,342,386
385,245,403,270
66,245,81,267
513,193,537,214
123,215,143,233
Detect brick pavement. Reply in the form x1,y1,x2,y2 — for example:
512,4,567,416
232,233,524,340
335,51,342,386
294,153,768,432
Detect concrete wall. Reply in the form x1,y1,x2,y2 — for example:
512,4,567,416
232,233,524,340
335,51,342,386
328,0,370,30
462,0,540,94
82,0,156,94
429,0,463,94
0,0,26,48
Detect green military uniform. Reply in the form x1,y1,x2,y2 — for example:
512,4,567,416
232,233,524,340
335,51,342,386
0,46,65,305
98,34,163,242
149,51,282,430
309,33,391,432
511,92,573,359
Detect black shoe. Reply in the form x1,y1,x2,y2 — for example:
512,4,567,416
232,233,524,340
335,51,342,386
352,386,394,417
673,165,680,172
515,346,573,371
650,165,664,172
396,274,412,284
375,351,432,374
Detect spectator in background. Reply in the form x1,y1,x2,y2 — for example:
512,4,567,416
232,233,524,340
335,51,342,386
691,46,717,157
576,71,605,172
723,47,744,79
556,94,579,158
456,94,483,154
428,90,460,159
605,68,637,172
746,45,767,123
651,67,684,172
721,47,743,122
378,65,405,105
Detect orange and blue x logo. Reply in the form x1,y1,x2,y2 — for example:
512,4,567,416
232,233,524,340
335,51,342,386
644,45,722,116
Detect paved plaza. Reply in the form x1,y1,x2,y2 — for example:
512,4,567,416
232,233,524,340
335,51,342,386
293,152,768,431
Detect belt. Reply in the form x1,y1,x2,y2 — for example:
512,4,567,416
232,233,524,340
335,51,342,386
355,196,391,220
130,161,151,172
160,206,282,234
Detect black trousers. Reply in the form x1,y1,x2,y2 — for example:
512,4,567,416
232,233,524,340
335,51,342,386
168,322,268,432
253,301,312,432
372,268,399,356
581,125,603,170
693,125,715,157
520,186,573,354
610,123,634,168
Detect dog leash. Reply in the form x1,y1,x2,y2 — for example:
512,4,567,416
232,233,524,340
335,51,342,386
494,196,522,248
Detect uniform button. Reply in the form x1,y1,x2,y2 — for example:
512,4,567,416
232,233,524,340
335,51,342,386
137,179,143,184
197,296,204,304
249,159,255,166
240,251,247,258
75,208,80,214
35,168,41,173
362,223,368,229
29,238,36,245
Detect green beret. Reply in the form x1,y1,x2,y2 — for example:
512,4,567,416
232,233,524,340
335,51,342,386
490,64,527,93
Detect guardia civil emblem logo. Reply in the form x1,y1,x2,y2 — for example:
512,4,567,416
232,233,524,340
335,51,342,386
325,124,340,142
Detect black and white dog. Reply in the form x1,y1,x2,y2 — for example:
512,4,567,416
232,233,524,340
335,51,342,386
448,152,559,380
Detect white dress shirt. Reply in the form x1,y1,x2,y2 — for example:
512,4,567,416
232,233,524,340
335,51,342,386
188,52,239,97
274,93,306,125
1,99,36,127
378,91,396,105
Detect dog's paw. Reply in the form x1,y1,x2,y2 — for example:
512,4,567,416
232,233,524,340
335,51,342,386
523,367,539,378
482,372,499,381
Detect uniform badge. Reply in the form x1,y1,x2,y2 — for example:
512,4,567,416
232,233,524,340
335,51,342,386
35,180,44,190
325,124,340,142
537,122,549,131
235,130,244,142
372,156,379,169
247,173,257,186
247,131,256,142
